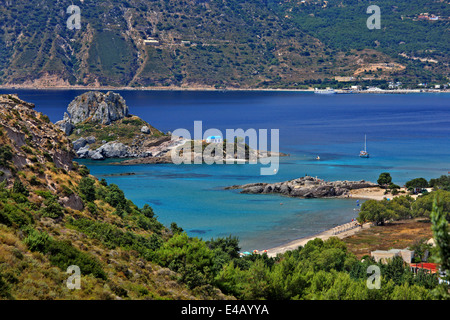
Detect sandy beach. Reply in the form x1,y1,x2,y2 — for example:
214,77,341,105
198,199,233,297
265,221,372,257
346,187,420,201
264,187,419,257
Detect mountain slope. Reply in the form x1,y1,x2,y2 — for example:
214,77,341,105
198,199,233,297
0,0,447,88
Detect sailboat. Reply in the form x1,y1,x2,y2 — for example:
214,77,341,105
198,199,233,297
359,135,370,158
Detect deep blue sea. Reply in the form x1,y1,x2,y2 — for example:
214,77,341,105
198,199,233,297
2,89,449,251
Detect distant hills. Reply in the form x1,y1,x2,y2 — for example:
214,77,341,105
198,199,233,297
0,0,448,89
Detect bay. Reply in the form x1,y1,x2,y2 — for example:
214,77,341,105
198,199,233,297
2,89,449,251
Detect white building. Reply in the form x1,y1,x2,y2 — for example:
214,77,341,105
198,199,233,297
371,249,414,264
144,39,160,46
206,136,223,144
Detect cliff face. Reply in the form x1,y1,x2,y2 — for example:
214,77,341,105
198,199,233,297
57,91,130,133
67,91,130,126
0,94,75,181
56,91,170,160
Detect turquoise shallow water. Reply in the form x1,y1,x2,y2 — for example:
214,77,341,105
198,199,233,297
80,158,363,251
2,89,449,251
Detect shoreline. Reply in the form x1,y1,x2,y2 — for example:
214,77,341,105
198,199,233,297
265,221,372,258
259,186,416,257
0,85,449,94
0,85,315,92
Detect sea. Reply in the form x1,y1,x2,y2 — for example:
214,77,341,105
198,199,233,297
2,89,449,252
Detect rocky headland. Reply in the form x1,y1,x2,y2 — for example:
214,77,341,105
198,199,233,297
56,91,288,163
55,91,176,161
225,176,379,198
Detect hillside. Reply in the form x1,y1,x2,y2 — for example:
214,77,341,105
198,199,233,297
0,94,231,300
0,0,448,89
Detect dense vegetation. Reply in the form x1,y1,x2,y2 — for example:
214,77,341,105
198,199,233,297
1,165,449,299
0,0,448,88
359,175,450,225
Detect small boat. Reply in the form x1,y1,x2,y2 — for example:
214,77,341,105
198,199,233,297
359,134,370,158
316,156,320,160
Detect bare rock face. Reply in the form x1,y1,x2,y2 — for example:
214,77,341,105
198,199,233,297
60,193,85,211
68,91,129,125
55,91,130,134
141,126,151,134
0,94,76,174
96,142,129,159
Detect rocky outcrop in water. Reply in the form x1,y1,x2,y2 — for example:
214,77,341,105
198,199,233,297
226,176,378,198
69,91,129,125
55,91,130,135
55,91,172,161
76,141,130,160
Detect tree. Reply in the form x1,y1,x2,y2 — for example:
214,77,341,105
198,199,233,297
106,184,127,209
78,177,96,202
430,194,450,299
406,178,429,190
377,172,392,187
170,222,184,234
412,190,450,218
429,175,450,191
140,204,154,219
358,199,390,225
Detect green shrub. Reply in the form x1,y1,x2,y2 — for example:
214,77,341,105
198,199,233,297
87,202,98,215
106,184,128,210
12,180,29,197
78,165,90,177
0,272,12,299
43,152,53,162
40,114,50,124
67,217,163,259
29,175,40,186
41,200,64,219
79,177,96,202
24,229,106,280
0,201,34,228
23,229,51,252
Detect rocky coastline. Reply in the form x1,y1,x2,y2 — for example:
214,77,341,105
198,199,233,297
225,176,379,199
55,91,175,161
54,91,289,164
